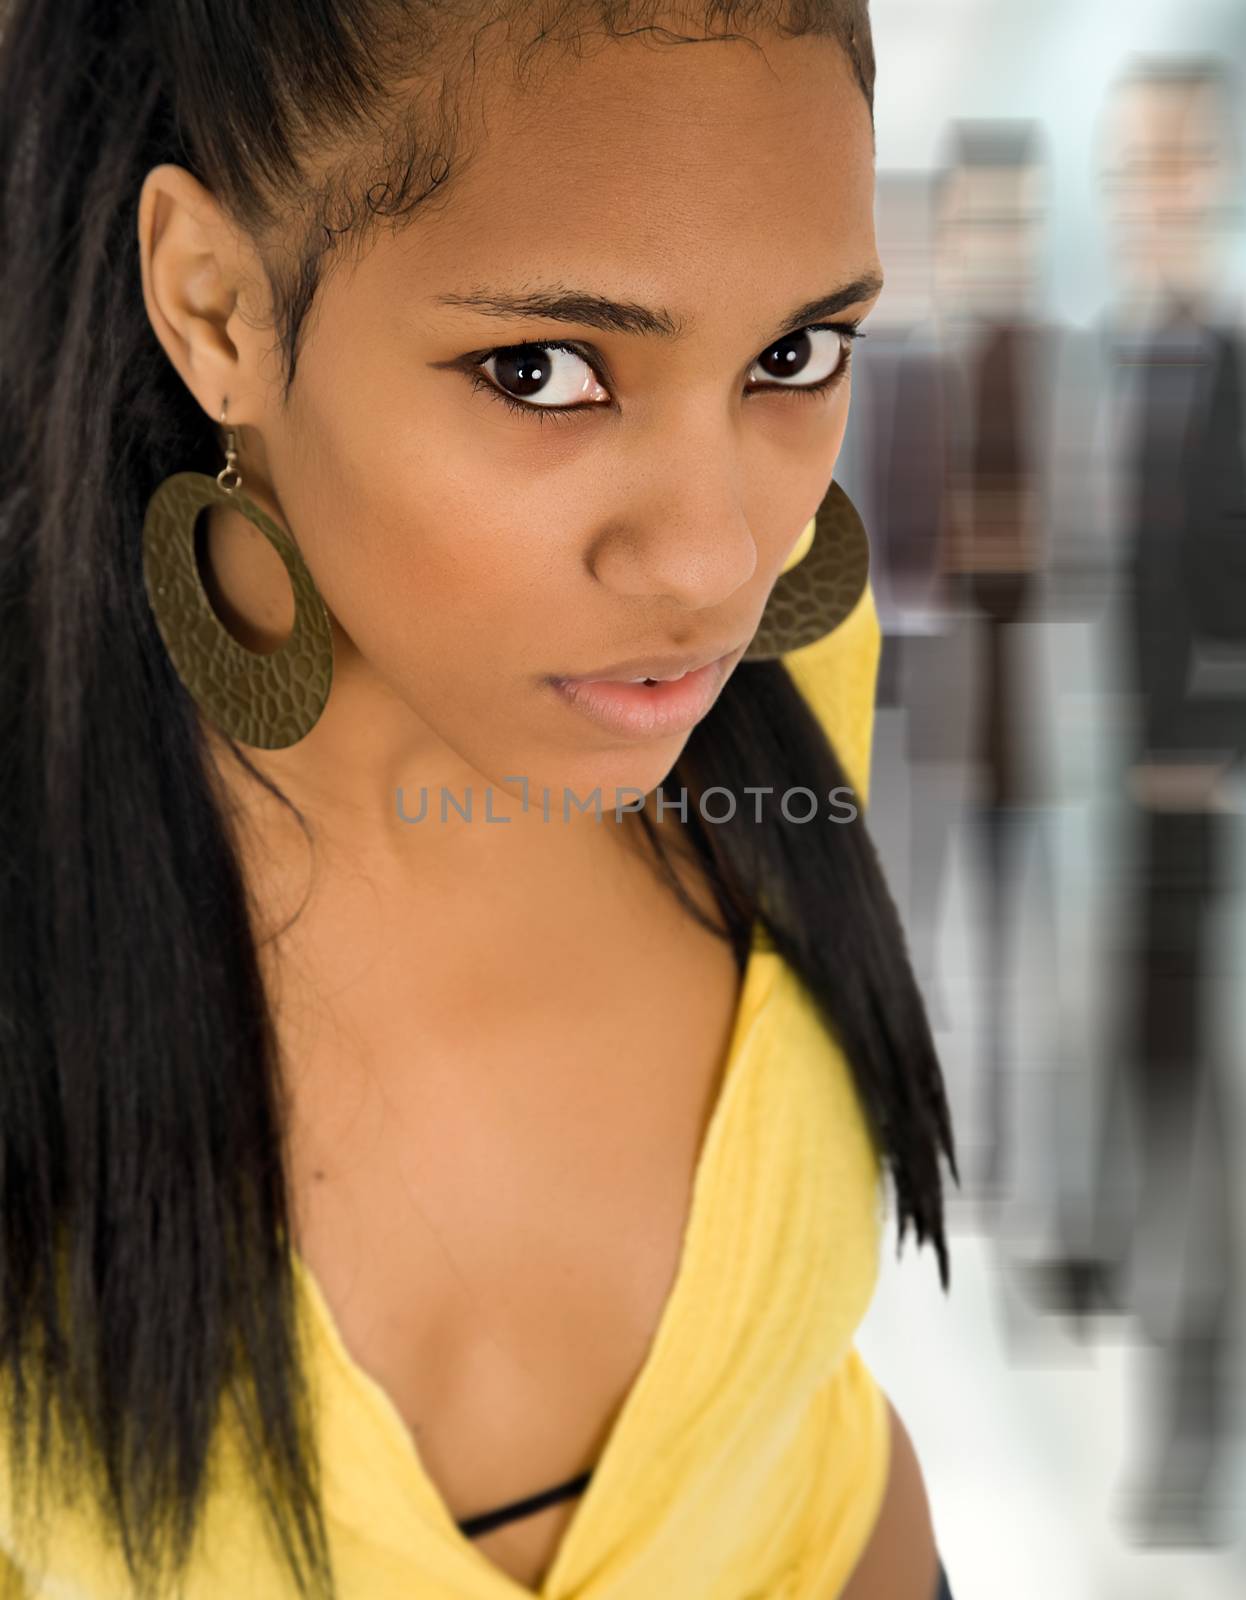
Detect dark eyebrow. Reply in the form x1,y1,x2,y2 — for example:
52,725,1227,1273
430,272,885,343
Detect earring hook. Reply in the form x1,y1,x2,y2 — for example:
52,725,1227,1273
217,399,242,494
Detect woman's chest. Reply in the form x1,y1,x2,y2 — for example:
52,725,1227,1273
280,882,744,1591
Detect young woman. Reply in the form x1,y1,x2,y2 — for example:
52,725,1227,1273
0,2,959,1596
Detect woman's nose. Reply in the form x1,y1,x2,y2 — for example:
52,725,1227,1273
588,440,762,608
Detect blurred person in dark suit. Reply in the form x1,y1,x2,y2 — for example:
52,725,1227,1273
929,122,1063,1208
842,131,1069,1217
1032,55,1245,1544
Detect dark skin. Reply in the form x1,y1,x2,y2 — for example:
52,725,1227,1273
137,23,938,1596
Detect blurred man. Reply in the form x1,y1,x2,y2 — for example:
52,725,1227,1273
928,121,1062,1205
1044,54,1246,1543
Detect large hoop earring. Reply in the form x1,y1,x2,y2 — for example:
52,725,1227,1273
742,479,871,661
141,404,335,749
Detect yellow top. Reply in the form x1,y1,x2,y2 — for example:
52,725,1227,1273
0,582,889,1600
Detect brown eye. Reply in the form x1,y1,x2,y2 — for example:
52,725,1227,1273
493,347,553,399
480,344,607,408
749,327,849,389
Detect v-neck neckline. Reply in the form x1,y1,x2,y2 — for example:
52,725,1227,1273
288,921,783,1599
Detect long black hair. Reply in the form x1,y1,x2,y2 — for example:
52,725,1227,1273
0,2,955,1596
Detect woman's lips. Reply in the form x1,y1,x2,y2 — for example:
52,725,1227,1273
546,652,734,738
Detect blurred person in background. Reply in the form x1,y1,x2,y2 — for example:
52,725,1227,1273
927,121,1063,1210
1037,53,1246,1545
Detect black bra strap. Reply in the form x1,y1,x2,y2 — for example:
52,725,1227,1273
456,1468,593,1538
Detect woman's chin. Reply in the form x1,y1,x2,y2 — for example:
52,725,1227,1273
477,742,689,829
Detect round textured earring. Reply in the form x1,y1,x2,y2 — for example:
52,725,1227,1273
742,478,871,662
141,404,335,749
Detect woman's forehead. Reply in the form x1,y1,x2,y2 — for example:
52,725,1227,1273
407,30,872,226
376,41,875,286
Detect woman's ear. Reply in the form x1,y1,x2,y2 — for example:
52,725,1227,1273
135,161,268,431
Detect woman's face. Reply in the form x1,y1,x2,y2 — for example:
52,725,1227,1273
142,29,881,814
